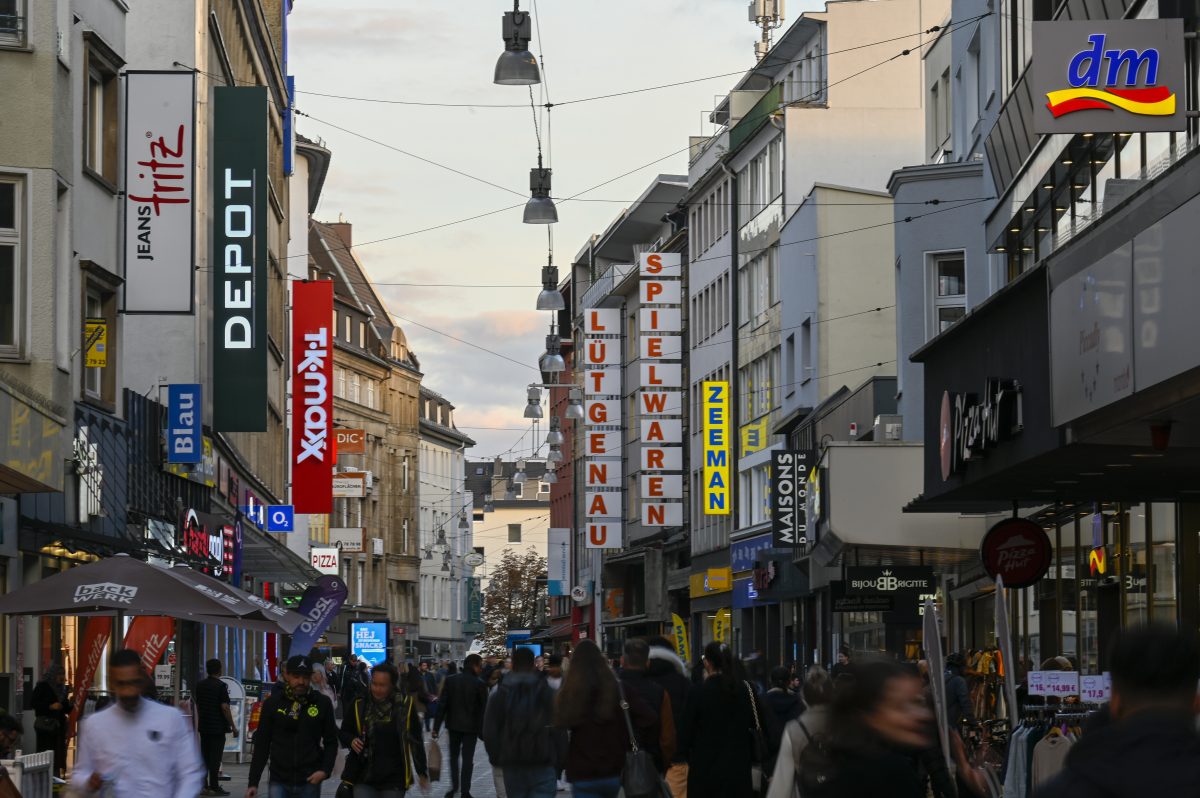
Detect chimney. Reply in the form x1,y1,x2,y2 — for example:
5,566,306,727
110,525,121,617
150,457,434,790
329,216,352,249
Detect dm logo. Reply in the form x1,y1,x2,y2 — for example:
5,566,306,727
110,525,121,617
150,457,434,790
1046,33,1174,118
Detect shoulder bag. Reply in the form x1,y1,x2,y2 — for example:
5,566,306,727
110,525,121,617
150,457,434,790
746,682,770,796
617,682,670,798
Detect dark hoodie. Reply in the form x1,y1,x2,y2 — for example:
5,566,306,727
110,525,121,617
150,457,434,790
647,646,690,763
1033,710,1200,798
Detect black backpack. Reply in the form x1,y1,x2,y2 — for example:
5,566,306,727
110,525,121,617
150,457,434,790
795,720,836,797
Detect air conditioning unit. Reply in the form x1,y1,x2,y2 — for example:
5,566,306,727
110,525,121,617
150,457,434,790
873,414,904,441
371,537,384,556
363,470,374,493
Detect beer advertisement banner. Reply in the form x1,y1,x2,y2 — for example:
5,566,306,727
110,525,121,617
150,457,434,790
212,86,268,431
771,450,814,548
291,280,334,513
123,71,196,313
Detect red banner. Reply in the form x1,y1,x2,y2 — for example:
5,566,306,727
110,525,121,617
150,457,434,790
122,616,174,672
68,616,112,738
291,280,334,513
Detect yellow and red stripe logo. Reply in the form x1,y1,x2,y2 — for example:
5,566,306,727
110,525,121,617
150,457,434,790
1046,85,1175,118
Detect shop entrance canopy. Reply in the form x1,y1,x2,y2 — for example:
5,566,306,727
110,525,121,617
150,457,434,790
0,553,303,633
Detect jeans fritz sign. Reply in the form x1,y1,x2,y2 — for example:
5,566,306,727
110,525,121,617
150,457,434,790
638,253,684,529
1032,20,1186,134
212,87,269,432
123,72,196,313
291,281,334,513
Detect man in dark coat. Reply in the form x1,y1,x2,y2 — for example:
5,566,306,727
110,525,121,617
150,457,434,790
944,652,975,731
433,654,488,798
1034,626,1200,798
646,637,691,794
619,639,674,772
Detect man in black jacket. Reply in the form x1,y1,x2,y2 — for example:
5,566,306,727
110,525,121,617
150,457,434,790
1035,626,1200,798
944,652,975,732
246,655,338,798
482,647,563,798
646,637,691,792
620,638,673,773
433,653,488,798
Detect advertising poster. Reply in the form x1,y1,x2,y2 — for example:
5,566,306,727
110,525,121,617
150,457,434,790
291,280,334,513
350,620,388,666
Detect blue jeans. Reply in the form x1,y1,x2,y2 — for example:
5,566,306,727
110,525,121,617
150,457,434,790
268,783,321,798
571,776,621,798
503,765,557,798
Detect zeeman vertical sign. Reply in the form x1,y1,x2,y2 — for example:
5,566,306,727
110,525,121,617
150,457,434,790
702,381,731,515
212,87,269,432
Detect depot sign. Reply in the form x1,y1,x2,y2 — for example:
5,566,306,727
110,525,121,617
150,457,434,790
1031,20,1186,134
212,87,269,431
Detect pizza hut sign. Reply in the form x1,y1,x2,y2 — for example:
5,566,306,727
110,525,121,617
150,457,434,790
981,518,1053,589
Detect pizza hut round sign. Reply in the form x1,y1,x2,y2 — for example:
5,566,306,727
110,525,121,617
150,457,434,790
981,518,1052,589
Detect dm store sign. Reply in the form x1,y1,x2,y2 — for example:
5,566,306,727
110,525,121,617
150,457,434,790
1031,20,1185,134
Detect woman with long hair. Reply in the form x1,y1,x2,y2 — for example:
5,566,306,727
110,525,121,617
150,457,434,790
556,639,654,798
338,662,429,798
679,642,764,798
798,659,933,798
32,663,71,777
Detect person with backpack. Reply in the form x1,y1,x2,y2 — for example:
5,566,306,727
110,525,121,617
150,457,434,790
645,637,691,797
764,666,805,753
766,667,833,798
338,662,429,798
678,643,764,798
482,647,564,798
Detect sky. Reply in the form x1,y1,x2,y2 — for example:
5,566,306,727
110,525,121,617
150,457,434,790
288,0,816,460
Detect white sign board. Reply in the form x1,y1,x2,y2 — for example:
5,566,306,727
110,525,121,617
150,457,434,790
333,473,366,498
310,547,339,575
329,527,363,553
1080,674,1111,702
123,71,196,314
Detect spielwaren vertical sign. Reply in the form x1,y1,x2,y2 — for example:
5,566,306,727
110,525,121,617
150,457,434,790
638,253,684,529
291,280,334,513
702,381,731,514
212,87,269,432
583,306,623,548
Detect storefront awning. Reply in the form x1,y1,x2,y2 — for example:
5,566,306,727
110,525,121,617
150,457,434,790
530,619,574,641
240,524,320,584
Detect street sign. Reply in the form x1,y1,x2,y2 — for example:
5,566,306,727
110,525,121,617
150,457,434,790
242,501,265,527
267,505,294,532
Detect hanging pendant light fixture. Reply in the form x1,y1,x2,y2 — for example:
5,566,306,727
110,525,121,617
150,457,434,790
523,386,543,419
546,416,563,446
494,3,541,86
524,157,558,224
536,260,565,311
539,325,565,374
565,387,584,420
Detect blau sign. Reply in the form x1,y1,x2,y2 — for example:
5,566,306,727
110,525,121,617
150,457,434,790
166,384,202,464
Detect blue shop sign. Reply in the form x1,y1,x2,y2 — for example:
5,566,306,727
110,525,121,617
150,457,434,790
731,533,773,574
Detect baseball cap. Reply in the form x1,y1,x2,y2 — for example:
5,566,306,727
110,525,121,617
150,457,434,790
286,655,313,675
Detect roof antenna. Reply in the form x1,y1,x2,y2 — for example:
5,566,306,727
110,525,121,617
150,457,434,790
749,0,785,62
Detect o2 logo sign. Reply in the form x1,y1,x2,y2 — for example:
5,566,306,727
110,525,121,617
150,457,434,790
1032,20,1185,134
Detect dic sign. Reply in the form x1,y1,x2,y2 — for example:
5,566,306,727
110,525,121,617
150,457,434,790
350,621,388,667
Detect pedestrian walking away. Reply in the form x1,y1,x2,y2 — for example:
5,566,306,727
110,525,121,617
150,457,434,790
1034,625,1200,798
482,646,565,798
196,658,240,796
246,654,339,798
71,648,205,798
32,662,71,778
766,666,832,798
433,653,489,798
618,639,675,773
678,642,765,798
764,666,805,754
646,637,691,798
556,639,656,798
796,659,933,798
338,661,429,798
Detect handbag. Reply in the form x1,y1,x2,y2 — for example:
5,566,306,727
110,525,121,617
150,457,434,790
617,682,670,798
34,715,60,734
746,682,769,796
338,700,366,796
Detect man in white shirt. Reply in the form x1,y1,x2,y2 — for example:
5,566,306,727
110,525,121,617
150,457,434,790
72,648,205,798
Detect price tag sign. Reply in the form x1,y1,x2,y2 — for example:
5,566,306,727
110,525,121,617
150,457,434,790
1028,670,1047,696
1080,674,1110,702
1045,670,1080,697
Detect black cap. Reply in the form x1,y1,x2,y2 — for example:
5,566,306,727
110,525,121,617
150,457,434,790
286,655,312,675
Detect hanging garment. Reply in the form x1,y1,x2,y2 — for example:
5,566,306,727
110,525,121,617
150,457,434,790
1032,732,1073,788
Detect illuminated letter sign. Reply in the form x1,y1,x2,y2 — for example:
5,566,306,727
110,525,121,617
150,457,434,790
702,381,731,515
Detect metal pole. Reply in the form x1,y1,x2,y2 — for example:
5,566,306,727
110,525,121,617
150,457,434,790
1055,502,1064,657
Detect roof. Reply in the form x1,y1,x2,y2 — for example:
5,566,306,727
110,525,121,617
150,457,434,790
574,175,687,264
310,220,395,344
295,135,331,215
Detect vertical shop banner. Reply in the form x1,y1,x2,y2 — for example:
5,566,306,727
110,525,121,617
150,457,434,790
638,253,684,529
288,575,349,656
212,86,269,432
123,616,175,671
67,616,113,738
291,280,334,512
712,608,732,643
547,528,570,596
166,384,202,464
771,450,813,547
702,381,731,514
671,613,690,662
123,71,196,313
584,306,623,549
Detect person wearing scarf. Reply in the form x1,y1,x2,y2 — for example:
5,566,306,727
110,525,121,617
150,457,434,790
339,662,430,798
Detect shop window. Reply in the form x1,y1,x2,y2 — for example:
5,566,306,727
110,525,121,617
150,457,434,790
0,175,23,358
83,38,121,187
928,252,966,339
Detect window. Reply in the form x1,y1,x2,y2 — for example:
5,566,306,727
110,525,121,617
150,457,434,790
358,321,366,348
0,177,22,357
739,246,779,324
929,253,967,337
335,366,346,398
801,319,813,383
83,42,120,186
739,349,781,423
402,519,410,554
84,293,103,398
737,137,783,224
349,372,361,404
0,0,24,46
80,269,118,405
508,523,522,543
366,378,377,410
344,314,352,341
356,561,364,606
